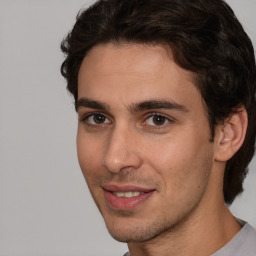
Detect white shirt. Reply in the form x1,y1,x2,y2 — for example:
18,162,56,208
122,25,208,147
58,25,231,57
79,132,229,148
123,222,256,256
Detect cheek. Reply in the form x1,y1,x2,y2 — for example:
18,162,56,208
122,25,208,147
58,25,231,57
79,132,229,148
146,131,213,191
76,129,103,180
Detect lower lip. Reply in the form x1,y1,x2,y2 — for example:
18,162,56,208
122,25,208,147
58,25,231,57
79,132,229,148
104,190,154,210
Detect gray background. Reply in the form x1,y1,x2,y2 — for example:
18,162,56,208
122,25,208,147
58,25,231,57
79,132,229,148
0,0,255,255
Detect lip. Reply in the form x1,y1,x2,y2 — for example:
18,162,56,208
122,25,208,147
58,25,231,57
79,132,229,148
102,184,154,193
102,184,155,210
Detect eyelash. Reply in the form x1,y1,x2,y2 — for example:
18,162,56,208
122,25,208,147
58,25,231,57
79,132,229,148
142,113,173,129
80,112,111,127
80,112,174,129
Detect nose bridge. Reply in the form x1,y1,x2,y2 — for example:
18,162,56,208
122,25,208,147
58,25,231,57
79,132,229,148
102,122,142,173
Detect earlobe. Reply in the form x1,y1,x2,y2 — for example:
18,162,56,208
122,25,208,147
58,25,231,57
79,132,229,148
214,108,248,162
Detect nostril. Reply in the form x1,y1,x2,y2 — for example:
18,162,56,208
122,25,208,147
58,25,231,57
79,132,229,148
102,151,142,174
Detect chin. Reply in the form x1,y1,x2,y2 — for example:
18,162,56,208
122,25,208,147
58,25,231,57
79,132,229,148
107,228,155,243
104,217,174,243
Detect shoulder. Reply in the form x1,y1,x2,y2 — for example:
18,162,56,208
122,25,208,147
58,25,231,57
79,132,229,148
212,223,256,256
237,223,256,255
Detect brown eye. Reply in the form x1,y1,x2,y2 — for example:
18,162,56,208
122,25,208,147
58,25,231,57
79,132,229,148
86,114,111,125
152,116,166,125
145,115,169,126
93,114,106,124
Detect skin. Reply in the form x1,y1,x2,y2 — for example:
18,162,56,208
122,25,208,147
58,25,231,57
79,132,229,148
76,43,244,256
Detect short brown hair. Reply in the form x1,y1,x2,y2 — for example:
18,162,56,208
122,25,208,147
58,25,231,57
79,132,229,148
61,0,256,204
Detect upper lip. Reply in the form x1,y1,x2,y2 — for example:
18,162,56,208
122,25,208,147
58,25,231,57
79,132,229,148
102,184,155,193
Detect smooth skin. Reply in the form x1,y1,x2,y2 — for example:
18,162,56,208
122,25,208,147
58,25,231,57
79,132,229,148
76,43,247,256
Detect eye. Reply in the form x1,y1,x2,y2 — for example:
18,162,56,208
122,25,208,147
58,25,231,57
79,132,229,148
144,114,170,126
83,113,111,125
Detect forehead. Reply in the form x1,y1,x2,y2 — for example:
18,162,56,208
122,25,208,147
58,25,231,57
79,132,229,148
77,42,203,111
83,43,172,71
79,43,192,77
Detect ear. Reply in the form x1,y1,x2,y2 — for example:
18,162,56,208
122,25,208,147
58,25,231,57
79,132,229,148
214,107,248,162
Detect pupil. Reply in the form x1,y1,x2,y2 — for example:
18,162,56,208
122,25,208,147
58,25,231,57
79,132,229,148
153,116,165,125
94,114,105,124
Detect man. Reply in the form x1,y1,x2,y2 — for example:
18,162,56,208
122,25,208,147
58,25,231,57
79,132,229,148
61,0,256,255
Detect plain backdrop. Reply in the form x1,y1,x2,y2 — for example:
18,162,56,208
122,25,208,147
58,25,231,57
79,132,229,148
0,0,255,255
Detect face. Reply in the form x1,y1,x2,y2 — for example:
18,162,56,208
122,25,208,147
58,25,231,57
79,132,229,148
77,43,216,242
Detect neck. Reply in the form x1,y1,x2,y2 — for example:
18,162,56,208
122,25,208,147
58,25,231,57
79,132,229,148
127,172,241,256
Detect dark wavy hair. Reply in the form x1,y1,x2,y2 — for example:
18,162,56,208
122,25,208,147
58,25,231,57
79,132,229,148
61,0,256,204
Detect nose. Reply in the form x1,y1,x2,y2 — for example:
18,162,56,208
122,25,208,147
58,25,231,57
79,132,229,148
102,125,143,173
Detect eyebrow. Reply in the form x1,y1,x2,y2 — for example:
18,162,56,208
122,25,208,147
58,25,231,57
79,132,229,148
129,99,188,113
75,98,109,111
75,97,188,113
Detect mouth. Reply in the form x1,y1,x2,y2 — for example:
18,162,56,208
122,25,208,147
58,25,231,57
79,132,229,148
113,191,145,198
102,185,155,210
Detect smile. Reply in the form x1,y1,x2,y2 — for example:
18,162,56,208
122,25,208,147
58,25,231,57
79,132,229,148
102,185,155,210
113,191,145,198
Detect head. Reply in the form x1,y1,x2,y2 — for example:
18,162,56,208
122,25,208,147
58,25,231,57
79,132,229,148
61,0,256,242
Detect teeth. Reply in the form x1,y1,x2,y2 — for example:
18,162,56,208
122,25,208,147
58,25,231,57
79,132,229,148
113,191,143,198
